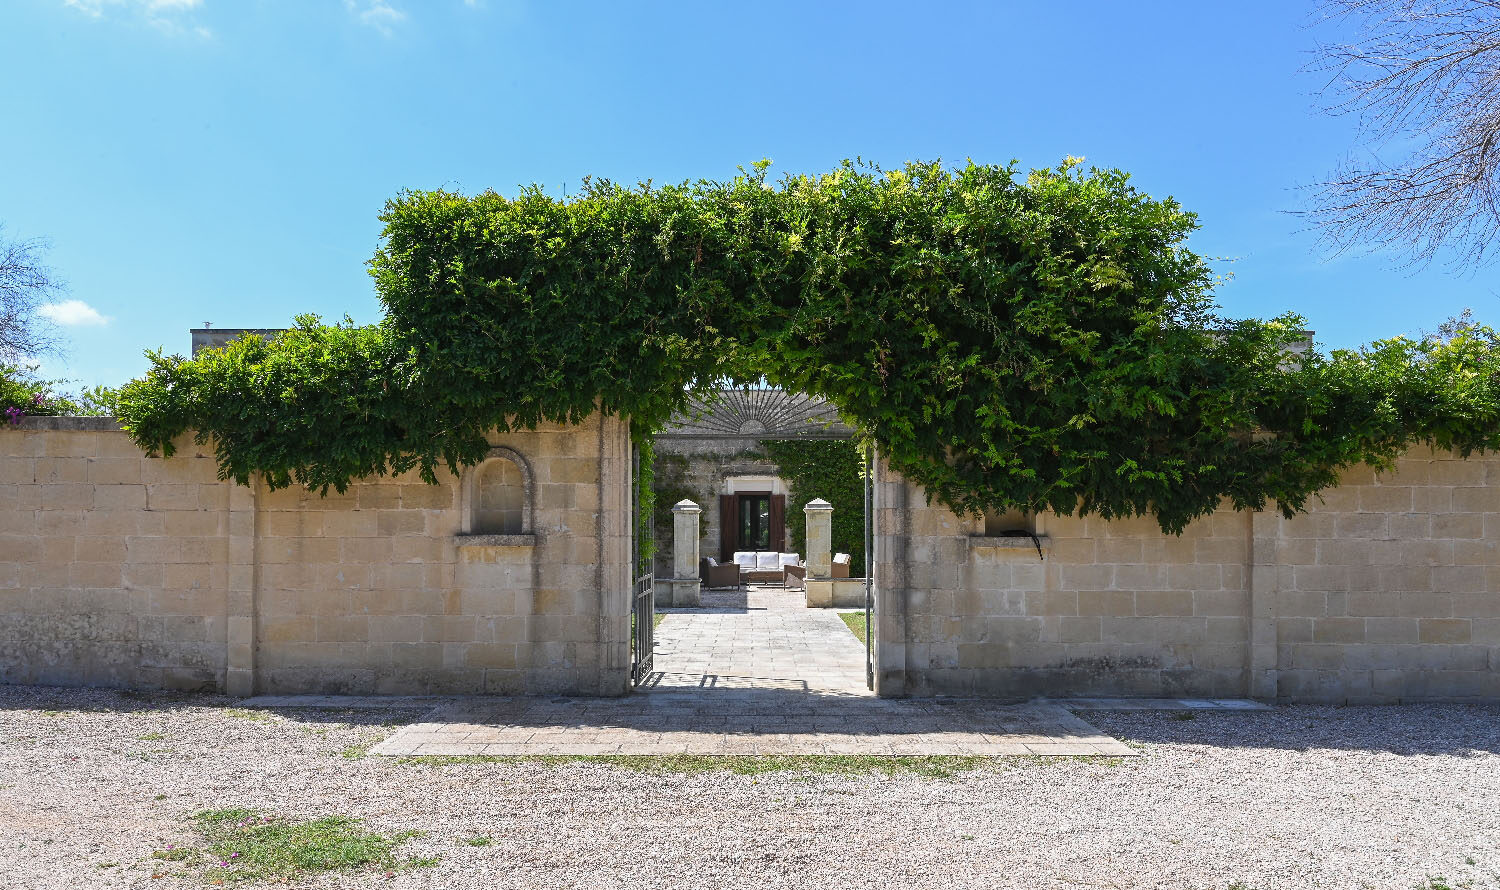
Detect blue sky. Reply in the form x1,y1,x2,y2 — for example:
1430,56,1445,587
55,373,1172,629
5,0,1500,389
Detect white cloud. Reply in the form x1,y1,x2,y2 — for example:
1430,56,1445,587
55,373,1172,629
65,0,201,16
63,0,110,17
63,0,209,36
39,300,110,327
345,0,405,35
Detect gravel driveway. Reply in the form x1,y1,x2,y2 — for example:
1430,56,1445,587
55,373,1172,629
1,684,1496,890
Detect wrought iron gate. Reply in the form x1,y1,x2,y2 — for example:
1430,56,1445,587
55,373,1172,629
864,446,874,690
630,444,655,686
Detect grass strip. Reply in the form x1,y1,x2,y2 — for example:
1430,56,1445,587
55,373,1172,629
838,611,868,644
152,808,433,882
396,753,1126,776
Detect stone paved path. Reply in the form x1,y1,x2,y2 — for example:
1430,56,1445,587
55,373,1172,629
368,694,1134,756
647,584,869,694
362,585,1135,757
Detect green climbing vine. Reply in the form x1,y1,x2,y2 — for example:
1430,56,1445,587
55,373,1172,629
114,159,1500,534
649,452,704,550
760,439,866,576
633,430,656,563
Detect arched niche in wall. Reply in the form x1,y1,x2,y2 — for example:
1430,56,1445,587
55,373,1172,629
458,446,536,542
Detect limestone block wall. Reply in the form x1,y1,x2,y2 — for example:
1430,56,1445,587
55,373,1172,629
0,418,231,690
1267,450,1499,702
876,447,1500,703
0,414,633,697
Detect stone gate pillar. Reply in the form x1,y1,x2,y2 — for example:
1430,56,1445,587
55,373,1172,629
805,498,834,578
669,499,702,607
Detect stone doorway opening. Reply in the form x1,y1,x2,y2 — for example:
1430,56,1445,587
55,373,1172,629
642,386,875,698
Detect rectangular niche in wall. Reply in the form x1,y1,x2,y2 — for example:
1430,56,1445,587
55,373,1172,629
972,507,1047,556
983,507,1034,537
476,458,524,534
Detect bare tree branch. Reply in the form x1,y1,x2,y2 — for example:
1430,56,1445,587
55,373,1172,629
0,225,63,363
1309,0,1500,268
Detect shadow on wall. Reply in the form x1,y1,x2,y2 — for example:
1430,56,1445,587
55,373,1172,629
1085,703,1500,756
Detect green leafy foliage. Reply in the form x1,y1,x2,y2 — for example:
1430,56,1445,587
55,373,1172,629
72,384,119,416
650,452,704,549
1,364,69,421
761,438,866,575
1,364,117,421
634,432,656,563
115,160,1500,532
116,317,439,491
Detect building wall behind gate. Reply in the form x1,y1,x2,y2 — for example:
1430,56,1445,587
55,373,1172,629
875,447,1500,703
0,415,632,696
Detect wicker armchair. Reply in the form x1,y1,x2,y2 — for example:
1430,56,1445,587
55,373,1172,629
700,557,742,589
783,563,806,590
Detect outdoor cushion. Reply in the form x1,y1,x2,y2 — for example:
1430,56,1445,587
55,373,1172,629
755,551,781,570
778,552,800,567
733,552,756,568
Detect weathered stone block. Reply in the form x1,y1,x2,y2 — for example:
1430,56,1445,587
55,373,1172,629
1419,618,1472,644
1135,590,1195,617
1074,589,1134,617
1205,616,1248,643
1359,486,1414,513
1023,590,1078,617
376,511,425,536
1363,617,1419,644
1313,616,1366,644
1111,563,1166,590
400,483,456,510
1099,617,1158,645
1192,589,1245,617
1058,563,1113,590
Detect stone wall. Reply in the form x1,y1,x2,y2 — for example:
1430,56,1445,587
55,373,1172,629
0,415,632,696
649,438,781,576
5,415,1495,703
0,418,231,690
874,447,1499,703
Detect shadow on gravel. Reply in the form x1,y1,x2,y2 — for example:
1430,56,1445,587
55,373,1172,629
0,686,424,727
0,685,232,714
1086,704,1500,756
251,708,427,727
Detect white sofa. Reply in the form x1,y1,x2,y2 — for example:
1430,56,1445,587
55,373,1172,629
733,551,801,584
